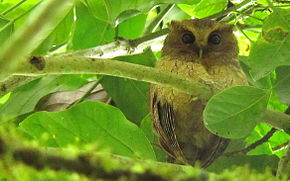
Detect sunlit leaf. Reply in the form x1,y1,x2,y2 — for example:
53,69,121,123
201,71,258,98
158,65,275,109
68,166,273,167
249,8,290,80
20,101,156,160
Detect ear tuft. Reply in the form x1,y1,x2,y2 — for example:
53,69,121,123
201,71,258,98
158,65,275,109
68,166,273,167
169,20,180,30
224,24,234,32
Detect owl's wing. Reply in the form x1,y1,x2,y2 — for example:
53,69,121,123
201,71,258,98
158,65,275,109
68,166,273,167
151,93,187,163
200,137,230,167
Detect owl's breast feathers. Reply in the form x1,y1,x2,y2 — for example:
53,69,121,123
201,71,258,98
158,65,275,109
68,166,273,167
150,56,247,167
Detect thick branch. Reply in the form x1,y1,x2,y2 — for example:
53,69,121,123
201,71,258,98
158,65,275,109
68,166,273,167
14,56,214,101
0,135,214,180
261,109,290,134
5,55,290,133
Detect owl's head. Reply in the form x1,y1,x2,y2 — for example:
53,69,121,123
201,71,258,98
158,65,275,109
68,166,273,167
162,19,238,63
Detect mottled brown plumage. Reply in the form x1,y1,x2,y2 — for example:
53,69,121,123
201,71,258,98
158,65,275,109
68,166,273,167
150,19,247,167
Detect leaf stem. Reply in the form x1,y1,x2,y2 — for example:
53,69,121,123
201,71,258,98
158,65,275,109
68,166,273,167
276,141,290,179
143,4,175,34
68,76,104,108
2,0,28,15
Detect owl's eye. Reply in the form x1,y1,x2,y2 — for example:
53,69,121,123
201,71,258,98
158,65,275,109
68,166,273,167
208,32,221,45
182,32,195,44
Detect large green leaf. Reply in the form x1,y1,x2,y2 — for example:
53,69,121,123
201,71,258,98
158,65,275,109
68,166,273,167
192,0,227,18
118,13,147,39
208,154,279,173
33,10,74,55
85,0,198,25
69,2,115,50
20,101,156,160
0,16,13,48
203,86,270,139
101,49,156,124
162,5,191,25
273,66,290,105
0,75,88,122
249,8,290,80
0,0,74,72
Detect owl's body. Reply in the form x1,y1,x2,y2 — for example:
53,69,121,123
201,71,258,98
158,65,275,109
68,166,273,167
150,19,247,167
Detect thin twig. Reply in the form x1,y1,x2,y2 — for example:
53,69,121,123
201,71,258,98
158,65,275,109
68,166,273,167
273,141,290,152
225,106,290,156
224,128,277,156
143,4,175,34
235,23,254,43
68,76,104,108
207,0,252,20
275,0,290,4
2,0,28,15
276,141,290,179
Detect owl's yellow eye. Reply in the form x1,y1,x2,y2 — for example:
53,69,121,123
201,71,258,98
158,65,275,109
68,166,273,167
208,32,221,45
182,32,195,44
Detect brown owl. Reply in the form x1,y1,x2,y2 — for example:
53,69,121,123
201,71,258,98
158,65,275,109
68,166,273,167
150,19,248,167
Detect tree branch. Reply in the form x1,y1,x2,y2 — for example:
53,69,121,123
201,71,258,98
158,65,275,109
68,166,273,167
224,128,277,156
0,55,287,134
53,0,254,59
14,56,215,101
0,134,214,180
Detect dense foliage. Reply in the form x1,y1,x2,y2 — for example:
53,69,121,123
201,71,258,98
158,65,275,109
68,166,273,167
0,0,290,180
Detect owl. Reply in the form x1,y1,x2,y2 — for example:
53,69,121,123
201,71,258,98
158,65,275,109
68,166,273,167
150,19,248,167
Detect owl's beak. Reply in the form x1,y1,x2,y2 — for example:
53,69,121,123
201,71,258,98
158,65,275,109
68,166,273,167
198,48,203,58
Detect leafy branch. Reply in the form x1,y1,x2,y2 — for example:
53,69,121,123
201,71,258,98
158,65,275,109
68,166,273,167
0,55,287,134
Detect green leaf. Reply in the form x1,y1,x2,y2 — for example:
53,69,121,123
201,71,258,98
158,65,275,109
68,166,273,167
0,75,88,122
208,154,279,173
177,2,200,17
192,0,227,18
0,0,74,72
118,13,147,39
101,49,156,124
162,5,191,24
243,11,269,25
267,90,288,112
20,101,156,160
85,0,199,25
0,16,13,48
269,130,290,158
203,86,270,139
69,2,115,50
239,57,272,89
273,66,290,105
140,114,167,161
249,8,290,80
33,10,74,55
245,124,273,155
